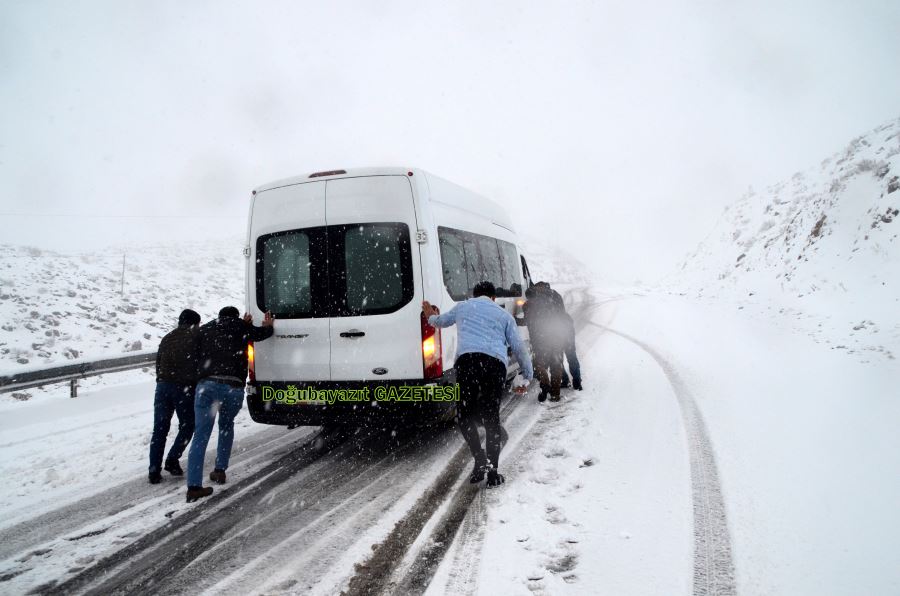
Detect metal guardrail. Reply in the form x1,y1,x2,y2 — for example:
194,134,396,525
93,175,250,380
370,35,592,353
0,351,156,397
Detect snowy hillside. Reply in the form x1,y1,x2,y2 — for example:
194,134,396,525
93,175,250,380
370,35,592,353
522,235,599,287
0,239,246,374
676,116,900,363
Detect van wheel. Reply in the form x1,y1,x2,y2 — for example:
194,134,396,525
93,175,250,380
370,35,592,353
439,404,458,424
311,424,338,452
322,422,343,435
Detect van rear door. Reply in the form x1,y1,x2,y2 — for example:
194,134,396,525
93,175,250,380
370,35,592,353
325,176,423,381
251,181,332,381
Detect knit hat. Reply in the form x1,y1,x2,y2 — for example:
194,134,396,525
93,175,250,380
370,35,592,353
218,306,241,319
178,309,201,326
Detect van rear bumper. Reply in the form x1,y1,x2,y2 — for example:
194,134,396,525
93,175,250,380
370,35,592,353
247,370,458,426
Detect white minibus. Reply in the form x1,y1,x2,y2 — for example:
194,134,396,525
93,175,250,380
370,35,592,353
244,167,535,426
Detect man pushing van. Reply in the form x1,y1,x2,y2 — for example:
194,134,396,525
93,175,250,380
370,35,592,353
423,281,532,487
185,307,274,502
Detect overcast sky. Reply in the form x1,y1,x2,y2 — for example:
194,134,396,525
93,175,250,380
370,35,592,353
2,0,899,283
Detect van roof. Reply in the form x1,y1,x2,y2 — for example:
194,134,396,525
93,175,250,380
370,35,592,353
252,167,516,233
253,167,420,194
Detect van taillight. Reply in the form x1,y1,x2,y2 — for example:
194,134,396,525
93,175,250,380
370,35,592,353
247,342,255,382
421,313,442,379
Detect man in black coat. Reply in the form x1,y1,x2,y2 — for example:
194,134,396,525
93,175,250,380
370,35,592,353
185,306,274,502
524,282,567,402
532,282,583,392
148,309,201,484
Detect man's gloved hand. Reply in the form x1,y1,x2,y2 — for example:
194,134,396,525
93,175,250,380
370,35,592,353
512,374,530,395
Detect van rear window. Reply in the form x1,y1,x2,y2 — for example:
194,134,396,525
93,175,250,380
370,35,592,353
258,229,327,318
337,223,413,316
257,223,413,318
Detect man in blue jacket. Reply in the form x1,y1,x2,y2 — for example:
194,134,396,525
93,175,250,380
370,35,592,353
423,281,533,487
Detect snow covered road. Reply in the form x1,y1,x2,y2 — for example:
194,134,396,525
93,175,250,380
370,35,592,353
1,286,897,595
427,287,897,595
602,291,900,596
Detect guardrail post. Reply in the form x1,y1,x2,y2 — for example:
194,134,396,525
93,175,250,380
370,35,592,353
70,379,78,398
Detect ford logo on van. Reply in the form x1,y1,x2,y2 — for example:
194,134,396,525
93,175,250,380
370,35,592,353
372,367,388,375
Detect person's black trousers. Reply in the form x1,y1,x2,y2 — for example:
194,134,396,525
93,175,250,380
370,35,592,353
455,352,506,470
533,343,564,398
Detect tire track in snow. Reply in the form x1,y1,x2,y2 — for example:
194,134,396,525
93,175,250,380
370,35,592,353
440,487,486,595
388,399,538,595
0,425,313,562
433,293,606,594
584,293,737,596
64,420,475,596
40,427,344,595
343,392,530,596
390,289,606,595
436,397,558,595
341,292,610,595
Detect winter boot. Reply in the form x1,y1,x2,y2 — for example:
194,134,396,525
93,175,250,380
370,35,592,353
549,393,561,402
538,388,548,403
469,463,487,484
486,469,505,488
164,459,183,476
573,379,583,391
209,468,227,484
186,486,213,502
148,472,162,484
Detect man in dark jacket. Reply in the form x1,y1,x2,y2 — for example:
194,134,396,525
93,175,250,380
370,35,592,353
559,312,583,391
185,306,274,502
148,309,201,484
524,282,567,402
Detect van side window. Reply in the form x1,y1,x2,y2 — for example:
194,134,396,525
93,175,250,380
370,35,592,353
498,240,522,296
476,236,503,294
462,238,481,293
438,230,469,301
438,226,522,300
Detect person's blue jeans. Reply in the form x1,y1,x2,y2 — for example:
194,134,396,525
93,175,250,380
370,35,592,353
561,341,581,386
148,382,195,474
186,380,245,487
